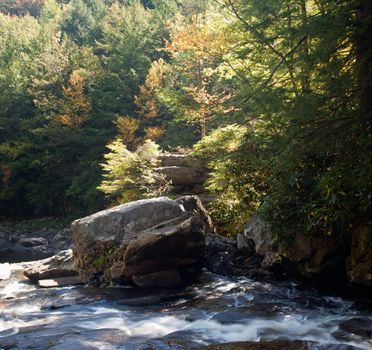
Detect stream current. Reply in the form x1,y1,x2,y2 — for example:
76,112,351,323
0,263,371,350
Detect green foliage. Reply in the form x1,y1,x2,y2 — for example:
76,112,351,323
98,139,170,204
60,0,106,46
0,0,370,253
204,0,371,242
0,0,181,217
193,125,255,234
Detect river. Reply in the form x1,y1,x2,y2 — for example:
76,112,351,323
0,262,371,349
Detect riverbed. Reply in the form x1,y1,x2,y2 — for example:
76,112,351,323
0,263,371,349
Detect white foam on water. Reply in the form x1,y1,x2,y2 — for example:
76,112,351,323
1,269,371,349
0,263,11,280
78,312,189,338
0,279,35,299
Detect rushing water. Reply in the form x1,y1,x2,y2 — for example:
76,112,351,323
0,263,372,350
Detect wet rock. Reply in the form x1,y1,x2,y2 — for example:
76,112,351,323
198,340,309,350
205,234,238,256
236,233,255,256
346,224,372,286
24,249,77,282
38,275,82,288
49,329,129,350
72,196,212,288
339,317,372,338
132,268,182,288
204,233,240,276
140,330,203,350
18,237,48,247
210,304,283,324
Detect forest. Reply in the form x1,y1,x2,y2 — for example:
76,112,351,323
0,0,371,245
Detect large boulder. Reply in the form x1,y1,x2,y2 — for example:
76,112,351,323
72,196,213,288
243,213,346,281
283,231,345,279
347,224,372,286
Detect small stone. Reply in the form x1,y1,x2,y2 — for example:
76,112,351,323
18,237,48,247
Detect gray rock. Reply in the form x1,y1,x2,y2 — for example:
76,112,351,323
72,196,211,288
199,340,309,350
132,268,182,288
283,231,344,278
176,195,214,234
236,233,255,256
244,213,273,256
24,249,77,282
18,237,48,247
242,212,344,280
157,166,207,186
0,237,54,263
0,224,73,263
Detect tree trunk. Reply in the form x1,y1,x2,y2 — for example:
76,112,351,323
355,0,372,119
200,115,207,138
300,0,311,93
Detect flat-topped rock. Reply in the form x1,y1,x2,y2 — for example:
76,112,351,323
72,196,213,288
24,249,77,282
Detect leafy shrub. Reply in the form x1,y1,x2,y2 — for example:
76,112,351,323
98,139,171,204
193,124,263,235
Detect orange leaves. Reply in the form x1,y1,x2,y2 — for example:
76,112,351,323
1,164,11,189
115,116,165,151
115,116,140,150
134,59,169,120
55,71,91,128
164,14,227,63
161,12,234,138
145,126,165,141
115,59,167,149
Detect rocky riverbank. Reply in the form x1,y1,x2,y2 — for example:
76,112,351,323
1,196,371,297
0,219,72,263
